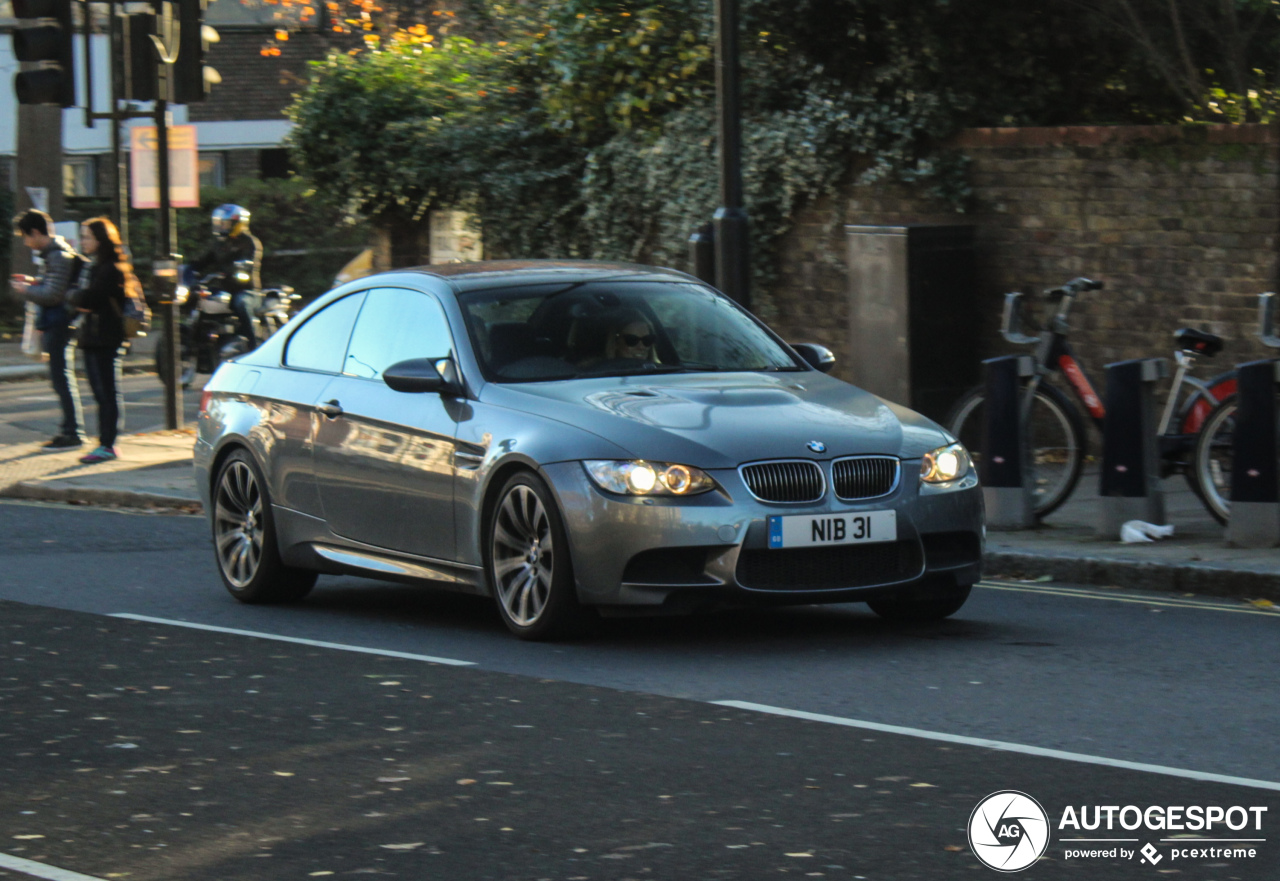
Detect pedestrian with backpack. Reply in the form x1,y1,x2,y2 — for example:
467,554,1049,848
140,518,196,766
10,209,85,451
71,217,142,464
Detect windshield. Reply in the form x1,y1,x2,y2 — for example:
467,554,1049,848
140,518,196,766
459,280,803,382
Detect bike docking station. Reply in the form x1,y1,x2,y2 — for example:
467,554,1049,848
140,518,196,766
1225,358,1280,547
1098,357,1168,539
980,354,1037,529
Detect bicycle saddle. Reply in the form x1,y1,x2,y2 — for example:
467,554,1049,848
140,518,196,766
1175,327,1223,357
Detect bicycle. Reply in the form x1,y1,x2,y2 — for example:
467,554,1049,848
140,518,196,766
946,277,1237,519
1190,292,1280,524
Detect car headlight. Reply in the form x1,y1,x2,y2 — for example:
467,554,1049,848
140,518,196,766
920,442,971,483
584,460,716,496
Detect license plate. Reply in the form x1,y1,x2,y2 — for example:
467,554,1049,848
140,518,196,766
767,510,896,549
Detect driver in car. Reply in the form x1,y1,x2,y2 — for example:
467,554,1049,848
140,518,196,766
595,309,658,365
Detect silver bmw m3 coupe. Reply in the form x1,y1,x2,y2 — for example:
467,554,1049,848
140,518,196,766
195,261,984,639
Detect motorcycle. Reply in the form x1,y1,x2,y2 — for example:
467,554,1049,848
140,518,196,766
155,260,299,389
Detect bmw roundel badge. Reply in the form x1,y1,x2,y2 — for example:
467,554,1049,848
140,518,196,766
806,440,826,453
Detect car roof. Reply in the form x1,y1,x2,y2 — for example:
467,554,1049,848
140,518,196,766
401,260,701,293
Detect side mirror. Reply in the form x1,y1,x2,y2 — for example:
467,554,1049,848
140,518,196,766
791,343,835,374
383,357,456,393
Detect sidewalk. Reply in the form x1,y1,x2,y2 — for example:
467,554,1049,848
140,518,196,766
0,425,1277,602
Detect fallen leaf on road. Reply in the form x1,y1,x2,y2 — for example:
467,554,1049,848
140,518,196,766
379,842,424,851
377,777,410,783
1248,599,1275,609
273,772,295,777
456,779,476,785
13,835,45,840
909,783,936,788
944,845,965,852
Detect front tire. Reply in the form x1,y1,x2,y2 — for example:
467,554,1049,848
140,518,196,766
213,449,317,603
1190,396,1235,525
486,472,592,640
867,578,972,622
947,382,1086,518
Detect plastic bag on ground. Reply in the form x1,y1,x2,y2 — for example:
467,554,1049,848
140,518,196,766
1120,520,1175,543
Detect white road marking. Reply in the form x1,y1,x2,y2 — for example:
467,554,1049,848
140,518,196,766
0,852,109,881
713,701,1280,793
109,613,475,666
978,580,1280,616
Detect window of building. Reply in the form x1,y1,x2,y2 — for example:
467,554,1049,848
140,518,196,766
198,152,226,190
259,148,291,179
62,157,96,197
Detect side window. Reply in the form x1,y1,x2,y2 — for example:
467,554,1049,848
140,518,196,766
344,288,454,380
284,293,365,373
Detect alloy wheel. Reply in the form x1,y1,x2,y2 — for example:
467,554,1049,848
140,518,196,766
491,485,555,626
214,460,264,588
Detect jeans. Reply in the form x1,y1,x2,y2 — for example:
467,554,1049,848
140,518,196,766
230,291,257,346
83,346,124,448
42,323,83,440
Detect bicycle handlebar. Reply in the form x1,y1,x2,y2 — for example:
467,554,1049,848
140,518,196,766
1046,277,1104,298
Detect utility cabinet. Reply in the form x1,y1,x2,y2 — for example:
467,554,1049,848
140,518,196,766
845,224,979,422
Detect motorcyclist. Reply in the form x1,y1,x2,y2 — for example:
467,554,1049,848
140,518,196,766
188,204,262,346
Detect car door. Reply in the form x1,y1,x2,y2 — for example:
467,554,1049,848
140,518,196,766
311,286,460,561
270,291,367,515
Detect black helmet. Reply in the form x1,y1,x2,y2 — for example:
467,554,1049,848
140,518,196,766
212,204,250,239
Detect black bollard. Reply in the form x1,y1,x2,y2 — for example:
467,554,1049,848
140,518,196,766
1225,359,1280,547
1099,358,1167,538
981,355,1036,528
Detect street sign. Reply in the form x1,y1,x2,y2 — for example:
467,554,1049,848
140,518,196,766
129,124,199,209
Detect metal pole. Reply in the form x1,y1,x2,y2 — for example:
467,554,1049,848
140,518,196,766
81,0,94,129
712,0,749,309
109,0,127,245
154,0,181,428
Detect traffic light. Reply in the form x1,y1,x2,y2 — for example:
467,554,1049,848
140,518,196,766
172,0,219,104
121,12,159,102
11,0,76,107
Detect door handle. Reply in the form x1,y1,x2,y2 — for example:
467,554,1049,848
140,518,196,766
316,399,343,419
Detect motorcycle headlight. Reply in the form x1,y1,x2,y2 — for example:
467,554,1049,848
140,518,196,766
584,460,716,496
920,442,971,484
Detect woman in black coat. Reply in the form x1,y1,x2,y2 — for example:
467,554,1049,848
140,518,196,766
73,217,141,464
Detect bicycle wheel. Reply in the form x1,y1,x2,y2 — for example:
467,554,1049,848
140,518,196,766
946,382,1086,518
1189,396,1235,525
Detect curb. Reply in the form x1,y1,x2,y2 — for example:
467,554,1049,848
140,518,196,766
985,550,1280,602
1,480,201,511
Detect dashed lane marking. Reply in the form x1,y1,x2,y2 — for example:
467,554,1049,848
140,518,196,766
109,613,476,666
713,701,1280,792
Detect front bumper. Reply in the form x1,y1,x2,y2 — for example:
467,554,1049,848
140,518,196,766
541,461,984,611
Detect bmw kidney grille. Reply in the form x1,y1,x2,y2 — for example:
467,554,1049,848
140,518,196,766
832,456,899,500
740,460,825,503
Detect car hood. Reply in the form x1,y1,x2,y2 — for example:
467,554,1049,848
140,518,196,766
484,372,951,468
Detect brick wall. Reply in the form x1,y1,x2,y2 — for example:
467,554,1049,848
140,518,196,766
769,124,1280,400
188,29,330,123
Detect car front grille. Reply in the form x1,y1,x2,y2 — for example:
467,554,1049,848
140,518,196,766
735,541,923,591
832,456,899,500
739,460,824,503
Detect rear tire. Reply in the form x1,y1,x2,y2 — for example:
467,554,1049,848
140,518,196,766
1189,396,1235,525
946,382,1086,518
213,449,317,603
867,578,972,622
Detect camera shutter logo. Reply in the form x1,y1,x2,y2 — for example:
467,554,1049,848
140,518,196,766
968,790,1050,872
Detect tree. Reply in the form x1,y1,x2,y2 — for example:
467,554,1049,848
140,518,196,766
1068,0,1280,121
